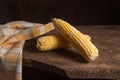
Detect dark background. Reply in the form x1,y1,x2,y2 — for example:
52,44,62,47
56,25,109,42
0,0,120,25
0,0,119,80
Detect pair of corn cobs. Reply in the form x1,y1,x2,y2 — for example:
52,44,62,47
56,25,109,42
37,18,99,62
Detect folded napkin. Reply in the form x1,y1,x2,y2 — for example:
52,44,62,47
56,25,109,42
0,21,54,80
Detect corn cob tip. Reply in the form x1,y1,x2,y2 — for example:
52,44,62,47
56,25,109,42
52,18,57,21
52,18,62,23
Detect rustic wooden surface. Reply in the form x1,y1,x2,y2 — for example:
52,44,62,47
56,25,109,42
23,26,120,79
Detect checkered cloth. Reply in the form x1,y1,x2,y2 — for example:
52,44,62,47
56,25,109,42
0,21,54,80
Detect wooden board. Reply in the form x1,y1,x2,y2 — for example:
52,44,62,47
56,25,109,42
23,26,120,79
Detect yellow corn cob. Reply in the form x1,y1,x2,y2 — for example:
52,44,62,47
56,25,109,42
52,18,99,62
37,34,71,51
37,34,91,51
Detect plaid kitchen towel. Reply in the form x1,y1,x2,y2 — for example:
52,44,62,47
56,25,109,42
0,21,54,80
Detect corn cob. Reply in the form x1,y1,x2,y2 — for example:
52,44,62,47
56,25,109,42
37,34,71,51
52,18,99,62
37,34,91,51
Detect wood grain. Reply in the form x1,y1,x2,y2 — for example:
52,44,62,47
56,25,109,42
23,26,120,79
